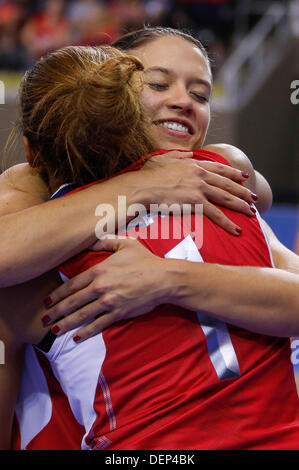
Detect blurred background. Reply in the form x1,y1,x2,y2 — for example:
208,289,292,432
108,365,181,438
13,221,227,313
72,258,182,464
0,0,298,379
0,1,298,258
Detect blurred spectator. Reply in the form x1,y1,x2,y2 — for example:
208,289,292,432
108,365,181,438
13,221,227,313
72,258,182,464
20,0,71,64
108,0,146,32
162,0,233,73
144,0,170,26
0,2,26,70
170,0,233,44
0,0,238,72
68,0,119,45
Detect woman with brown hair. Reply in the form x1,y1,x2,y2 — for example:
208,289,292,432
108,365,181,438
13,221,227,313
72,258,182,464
0,32,266,449
0,28,266,289
2,29,299,450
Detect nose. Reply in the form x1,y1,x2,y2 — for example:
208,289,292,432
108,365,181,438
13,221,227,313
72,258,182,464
166,83,194,114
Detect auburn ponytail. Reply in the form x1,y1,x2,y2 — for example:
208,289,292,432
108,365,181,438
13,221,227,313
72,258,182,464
19,45,154,189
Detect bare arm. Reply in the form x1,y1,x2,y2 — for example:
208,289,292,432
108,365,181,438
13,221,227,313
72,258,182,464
0,154,255,287
0,324,25,449
0,163,150,286
44,229,299,340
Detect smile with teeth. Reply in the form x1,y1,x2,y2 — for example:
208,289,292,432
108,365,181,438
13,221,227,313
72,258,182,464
157,121,191,134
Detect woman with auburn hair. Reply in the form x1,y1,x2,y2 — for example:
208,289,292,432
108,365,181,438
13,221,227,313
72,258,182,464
0,29,267,289
0,30,267,451
1,27,299,450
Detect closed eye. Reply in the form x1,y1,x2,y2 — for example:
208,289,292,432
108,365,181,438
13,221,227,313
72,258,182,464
148,83,169,91
191,92,209,103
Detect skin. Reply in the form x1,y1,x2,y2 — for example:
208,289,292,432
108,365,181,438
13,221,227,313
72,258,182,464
136,36,212,151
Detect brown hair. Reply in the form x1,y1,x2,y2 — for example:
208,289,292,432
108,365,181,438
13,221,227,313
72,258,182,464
112,26,211,74
19,45,154,190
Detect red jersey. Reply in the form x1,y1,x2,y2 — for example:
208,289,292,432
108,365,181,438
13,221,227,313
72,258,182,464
12,347,84,450
15,149,299,449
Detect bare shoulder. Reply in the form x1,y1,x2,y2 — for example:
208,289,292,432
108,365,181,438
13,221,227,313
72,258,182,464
204,143,273,213
203,143,254,175
0,163,46,193
0,163,49,215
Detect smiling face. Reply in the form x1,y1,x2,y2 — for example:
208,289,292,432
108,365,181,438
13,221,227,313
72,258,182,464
130,35,212,151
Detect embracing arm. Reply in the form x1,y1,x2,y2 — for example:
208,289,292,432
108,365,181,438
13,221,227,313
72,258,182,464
0,163,148,286
165,230,299,338
43,226,299,340
0,154,255,287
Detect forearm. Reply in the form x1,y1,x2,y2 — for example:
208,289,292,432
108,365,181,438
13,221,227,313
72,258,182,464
43,236,299,341
0,171,143,287
166,260,299,337
0,333,24,449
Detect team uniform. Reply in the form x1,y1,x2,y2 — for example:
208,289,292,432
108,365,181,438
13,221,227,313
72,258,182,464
14,149,299,450
12,348,85,450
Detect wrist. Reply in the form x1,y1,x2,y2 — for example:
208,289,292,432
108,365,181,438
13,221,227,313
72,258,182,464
113,170,151,207
161,259,209,313
156,259,193,307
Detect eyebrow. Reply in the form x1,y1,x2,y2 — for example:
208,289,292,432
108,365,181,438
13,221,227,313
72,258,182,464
144,66,212,91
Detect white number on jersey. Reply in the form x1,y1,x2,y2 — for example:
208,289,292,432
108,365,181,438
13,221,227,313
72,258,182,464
165,235,240,381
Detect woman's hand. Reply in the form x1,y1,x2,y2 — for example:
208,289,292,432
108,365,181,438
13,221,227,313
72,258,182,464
138,151,257,236
42,237,172,342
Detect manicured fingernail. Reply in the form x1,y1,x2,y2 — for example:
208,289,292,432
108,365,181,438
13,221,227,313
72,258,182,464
251,193,259,201
41,314,51,325
73,335,81,343
250,207,256,214
44,297,53,308
51,325,61,335
235,227,242,235
242,172,249,179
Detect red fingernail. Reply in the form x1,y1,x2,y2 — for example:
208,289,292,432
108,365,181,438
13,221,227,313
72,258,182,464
242,172,249,179
51,325,60,335
251,193,259,201
250,207,256,214
41,314,51,325
73,335,81,343
235,227,242,235
44,297,53,308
